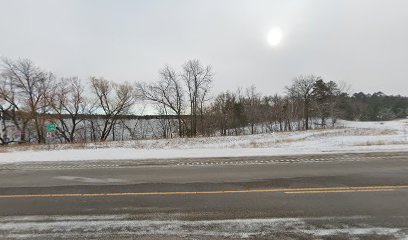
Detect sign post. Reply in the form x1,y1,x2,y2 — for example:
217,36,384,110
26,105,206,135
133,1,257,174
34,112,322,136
47,124,57,145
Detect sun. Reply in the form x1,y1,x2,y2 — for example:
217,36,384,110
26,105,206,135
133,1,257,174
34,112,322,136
267,27,283,47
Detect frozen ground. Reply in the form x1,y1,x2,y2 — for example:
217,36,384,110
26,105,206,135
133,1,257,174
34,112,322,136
0,119,407,164
1,215,407,239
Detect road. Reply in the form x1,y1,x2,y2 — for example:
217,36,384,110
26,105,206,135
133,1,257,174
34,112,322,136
1,151,408,239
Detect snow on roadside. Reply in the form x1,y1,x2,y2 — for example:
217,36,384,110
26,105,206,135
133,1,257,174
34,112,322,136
1,215,406,239
0,120,407,164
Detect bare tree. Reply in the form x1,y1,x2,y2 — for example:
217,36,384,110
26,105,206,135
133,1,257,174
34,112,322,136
1,58,54,143
137,65,185,137
210,92,229,136
286,75,320,130
209,90,247,136
90,77,137,141
48,77,90,143
181,59,213,137
271,94,285,131
243,85,262,134
0,97,12,145
0,73,16,144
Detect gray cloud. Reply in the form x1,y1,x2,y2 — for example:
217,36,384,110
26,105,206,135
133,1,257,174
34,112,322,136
1,0,407,95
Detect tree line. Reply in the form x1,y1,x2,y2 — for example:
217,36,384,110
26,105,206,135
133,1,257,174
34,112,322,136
341,92,408,121
1,57,407,145
204,75,345,136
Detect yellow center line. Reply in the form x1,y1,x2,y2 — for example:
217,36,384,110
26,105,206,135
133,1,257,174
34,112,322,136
0,185,407,199
285,189,396,194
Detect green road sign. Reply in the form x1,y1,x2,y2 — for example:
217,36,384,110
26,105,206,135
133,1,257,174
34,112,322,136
47,124,57,131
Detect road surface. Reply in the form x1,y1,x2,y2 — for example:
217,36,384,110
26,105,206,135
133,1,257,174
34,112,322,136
1,151,408,239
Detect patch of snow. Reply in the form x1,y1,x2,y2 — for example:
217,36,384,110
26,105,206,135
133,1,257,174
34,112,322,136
302,227,402,236
53,176,125,183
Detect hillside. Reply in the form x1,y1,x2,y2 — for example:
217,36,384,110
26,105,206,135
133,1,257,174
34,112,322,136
0,119,407,164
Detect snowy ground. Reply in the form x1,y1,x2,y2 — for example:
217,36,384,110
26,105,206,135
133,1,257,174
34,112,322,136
0,119,407,164
1,215,407,239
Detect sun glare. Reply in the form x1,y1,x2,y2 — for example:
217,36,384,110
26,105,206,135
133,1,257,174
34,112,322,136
267,27,283,47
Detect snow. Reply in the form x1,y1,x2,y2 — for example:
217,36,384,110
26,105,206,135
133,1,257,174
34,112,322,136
0,119,407,164
1,215,407,239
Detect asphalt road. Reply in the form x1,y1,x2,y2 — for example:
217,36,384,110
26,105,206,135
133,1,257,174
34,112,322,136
1,151,408,239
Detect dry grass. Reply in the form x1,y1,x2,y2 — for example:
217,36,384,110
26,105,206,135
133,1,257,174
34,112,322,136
242,137,307,148
354,140,408,146
311,128,397,138
0,141,100,153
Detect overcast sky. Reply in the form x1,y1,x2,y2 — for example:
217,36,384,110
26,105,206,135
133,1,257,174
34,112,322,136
1,0,407,96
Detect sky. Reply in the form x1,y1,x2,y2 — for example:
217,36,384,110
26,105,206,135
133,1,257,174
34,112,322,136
1,0,408,96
